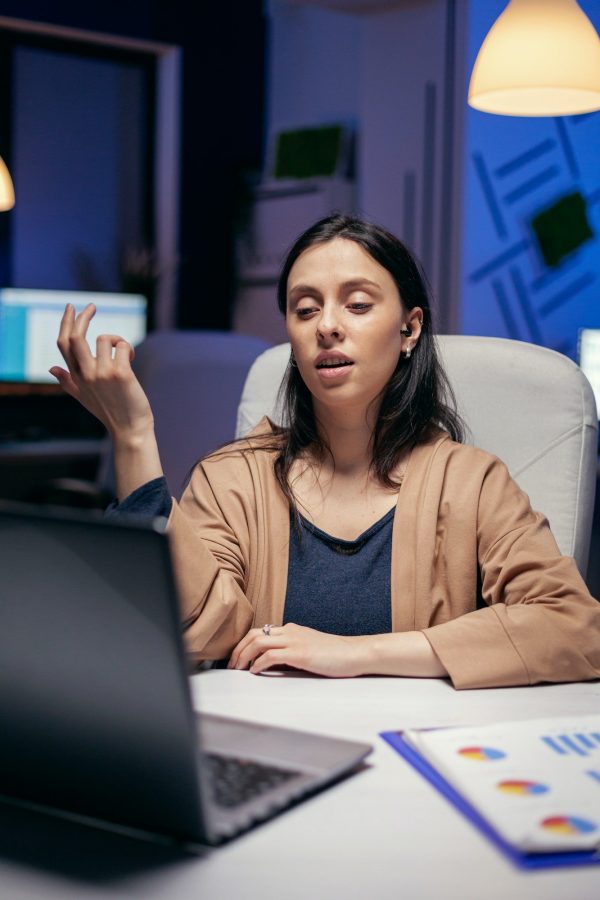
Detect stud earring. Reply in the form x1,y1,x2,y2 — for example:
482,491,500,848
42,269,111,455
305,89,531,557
290,351,298,368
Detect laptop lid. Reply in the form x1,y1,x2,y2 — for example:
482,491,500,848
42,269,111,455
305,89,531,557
0,505,209,844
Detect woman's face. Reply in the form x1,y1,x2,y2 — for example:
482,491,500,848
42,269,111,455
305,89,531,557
285,237,422,417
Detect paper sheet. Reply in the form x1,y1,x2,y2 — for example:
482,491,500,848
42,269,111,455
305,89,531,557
402,715,600,852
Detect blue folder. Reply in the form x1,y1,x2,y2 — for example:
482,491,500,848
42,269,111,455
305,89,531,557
380,730,600,870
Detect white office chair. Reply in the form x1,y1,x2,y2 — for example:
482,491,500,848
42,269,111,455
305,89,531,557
236,337,598,577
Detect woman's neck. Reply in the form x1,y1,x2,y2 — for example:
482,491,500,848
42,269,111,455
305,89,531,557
312,402,376,479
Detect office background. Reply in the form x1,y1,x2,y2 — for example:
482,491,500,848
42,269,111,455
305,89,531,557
0,1,597,341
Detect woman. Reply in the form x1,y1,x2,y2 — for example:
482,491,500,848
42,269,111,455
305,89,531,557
50,214,600,689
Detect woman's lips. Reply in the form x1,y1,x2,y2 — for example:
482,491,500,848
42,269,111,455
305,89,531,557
314,351,353,367
315,361,355,381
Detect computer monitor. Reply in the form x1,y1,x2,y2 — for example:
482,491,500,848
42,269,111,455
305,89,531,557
0,288,147,384
578,328,600,421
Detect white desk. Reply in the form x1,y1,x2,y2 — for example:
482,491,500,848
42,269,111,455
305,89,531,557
1,672,599,899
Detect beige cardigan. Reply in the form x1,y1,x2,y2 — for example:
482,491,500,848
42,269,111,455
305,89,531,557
167,420,600,689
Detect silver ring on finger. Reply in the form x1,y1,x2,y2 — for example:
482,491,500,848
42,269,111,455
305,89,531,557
262,623,273,636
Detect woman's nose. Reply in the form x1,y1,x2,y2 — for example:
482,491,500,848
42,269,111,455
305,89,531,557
316,309,344,340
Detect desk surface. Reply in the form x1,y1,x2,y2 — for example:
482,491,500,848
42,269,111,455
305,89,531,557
1,672,599,900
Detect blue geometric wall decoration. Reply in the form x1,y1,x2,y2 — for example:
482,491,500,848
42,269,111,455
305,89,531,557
461,1,600,360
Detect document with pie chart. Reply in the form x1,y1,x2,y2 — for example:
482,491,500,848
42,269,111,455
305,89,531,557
382,714,600,861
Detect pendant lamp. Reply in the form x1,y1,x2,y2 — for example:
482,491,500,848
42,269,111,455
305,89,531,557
468,0,600,116
0,156,14,210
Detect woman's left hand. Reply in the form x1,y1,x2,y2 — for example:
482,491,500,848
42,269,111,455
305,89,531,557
227,623,368,678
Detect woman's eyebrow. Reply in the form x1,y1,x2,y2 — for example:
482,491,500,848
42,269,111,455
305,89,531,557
341,278,381,293
288,278,381,302
287,284,321,303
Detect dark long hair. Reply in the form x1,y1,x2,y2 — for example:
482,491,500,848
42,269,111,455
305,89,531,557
272,214,464,503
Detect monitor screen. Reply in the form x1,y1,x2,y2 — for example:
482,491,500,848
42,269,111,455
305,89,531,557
0,289,147,384
578,328,600,420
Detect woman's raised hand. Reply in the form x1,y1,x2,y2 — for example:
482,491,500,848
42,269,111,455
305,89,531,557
50,303,153,441
50,303,163,499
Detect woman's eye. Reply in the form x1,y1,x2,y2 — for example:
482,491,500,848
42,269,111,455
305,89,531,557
295,306,316,318
348,302,372,313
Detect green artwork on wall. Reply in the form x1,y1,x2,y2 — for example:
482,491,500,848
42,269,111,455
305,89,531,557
531,191,594,268
273,125,344,180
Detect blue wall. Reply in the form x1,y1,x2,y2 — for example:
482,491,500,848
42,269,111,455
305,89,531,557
461,0,600,359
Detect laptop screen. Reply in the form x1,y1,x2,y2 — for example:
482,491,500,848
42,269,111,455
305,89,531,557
0,288,147,384
578,328,600,421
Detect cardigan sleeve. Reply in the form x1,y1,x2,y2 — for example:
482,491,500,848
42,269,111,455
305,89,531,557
422,458,600,689
165,459,256,663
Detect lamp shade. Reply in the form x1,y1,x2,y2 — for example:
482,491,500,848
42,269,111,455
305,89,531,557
0,156,14,211
468,0,600,116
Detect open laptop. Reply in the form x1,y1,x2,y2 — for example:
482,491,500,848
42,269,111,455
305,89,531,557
0,505,371,848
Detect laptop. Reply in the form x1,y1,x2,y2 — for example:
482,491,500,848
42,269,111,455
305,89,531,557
0,505,371,848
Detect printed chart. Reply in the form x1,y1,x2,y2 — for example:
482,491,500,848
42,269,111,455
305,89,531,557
542,732,600,757
400,715,600,852
497,780,549,796
458,746,506,761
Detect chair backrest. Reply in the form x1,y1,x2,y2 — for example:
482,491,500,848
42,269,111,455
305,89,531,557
125,331,271,497
236,336,598,576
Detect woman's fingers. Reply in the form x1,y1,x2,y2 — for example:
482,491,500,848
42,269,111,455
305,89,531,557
56,304,77,370
71,302,96,336
114,338,135,367
48,366,81,400
96,334,117,368
68,304,97,377
56,301,134,380
228,627,284,670
96,334,134,373
227,629,260,669
56,303,96,375
250,649,290,675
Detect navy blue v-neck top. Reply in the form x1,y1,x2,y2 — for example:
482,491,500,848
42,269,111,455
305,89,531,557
284,508,394,636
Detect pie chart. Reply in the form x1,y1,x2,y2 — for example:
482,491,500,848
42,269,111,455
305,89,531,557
457,746,506,761
497,779,549,795
541,815,598,835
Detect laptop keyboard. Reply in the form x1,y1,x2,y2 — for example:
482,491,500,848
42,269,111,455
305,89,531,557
205,753,300,809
